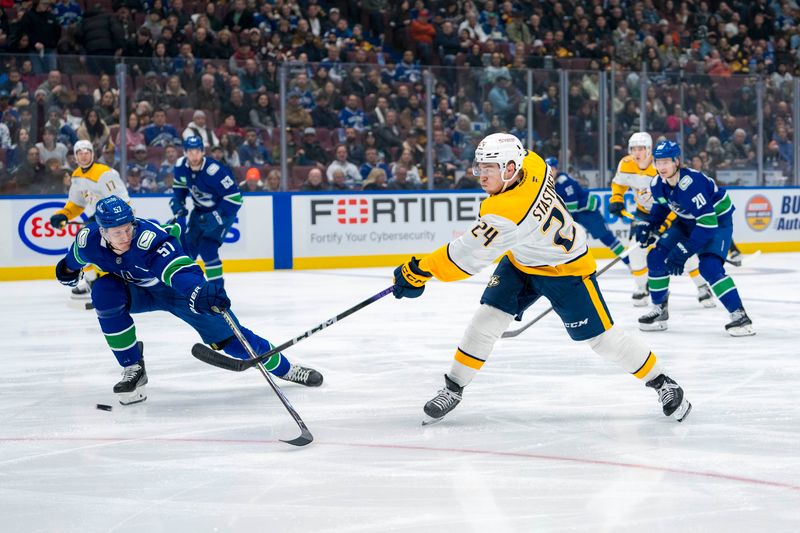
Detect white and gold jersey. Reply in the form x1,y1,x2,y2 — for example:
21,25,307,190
611,155,657,213
419,151,595,282
55,162,129,219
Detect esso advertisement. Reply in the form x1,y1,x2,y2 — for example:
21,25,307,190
18,201,89,255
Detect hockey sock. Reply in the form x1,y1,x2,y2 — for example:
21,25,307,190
96,306,141,366
600,235,629,265
587,326,664,382
710,276,743,312
647,274,669,304
448,304,513,387
223,328,291,376
688,268,706,288
204,258,223,283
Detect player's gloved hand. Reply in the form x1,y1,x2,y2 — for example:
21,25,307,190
189,283,231,315
169,198,188,217
608,201,625,216
50,213,68,229
665,243,691,276
392,257,432,299
55,258,80,287
632,219,656,247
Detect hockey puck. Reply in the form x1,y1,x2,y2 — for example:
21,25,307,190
85,302,95,310
96,404,113,411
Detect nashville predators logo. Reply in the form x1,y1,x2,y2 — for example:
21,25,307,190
487,275,500,288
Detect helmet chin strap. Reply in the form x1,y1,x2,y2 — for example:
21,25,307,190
498,164,519,193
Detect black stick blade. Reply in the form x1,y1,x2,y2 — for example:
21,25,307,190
281,427,314,447
191,343,246,372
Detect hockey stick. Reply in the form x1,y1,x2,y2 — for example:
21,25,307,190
213,309,314,447
500,249,631,339
192,286,395,373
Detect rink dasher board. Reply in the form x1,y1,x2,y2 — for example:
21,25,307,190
2,187,799,280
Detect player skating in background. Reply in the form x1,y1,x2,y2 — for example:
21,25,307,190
55,196,322,405
49,140,129,301
609,133,714,308
392,133,691,424
634,141,754,336
171,136,242,287
547,157,629,265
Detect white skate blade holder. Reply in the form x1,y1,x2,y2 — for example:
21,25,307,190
117,386,147,405
672,398,692,422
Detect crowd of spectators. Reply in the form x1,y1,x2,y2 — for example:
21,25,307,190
0,0,797,194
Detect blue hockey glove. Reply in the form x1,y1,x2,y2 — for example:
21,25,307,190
632,219,656,247
55,258,80,287
189,283,231,315
50,213,68,229
393,257,432,299
665,243,691,276
169,198,188,217
608,201,625,216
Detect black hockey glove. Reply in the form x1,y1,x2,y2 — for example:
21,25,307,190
189,283,231,315
632,219,656,247
50,213,68,229
608,201,625,216
393,257,432,299
55,258,81,287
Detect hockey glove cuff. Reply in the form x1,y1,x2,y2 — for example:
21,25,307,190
50,213,68,230
665,242,691,276
608,201,625,216
393,257,432,299
189,283,231,315
632,219,656,247
55,258,80,287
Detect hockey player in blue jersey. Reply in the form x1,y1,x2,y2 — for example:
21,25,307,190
55,196,322,405
546,157,629,264
634,141,754,336
171,136,242,286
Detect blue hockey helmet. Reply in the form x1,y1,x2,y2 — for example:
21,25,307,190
183,135,204,151
95,196,135,228
544,156,558,168
653,140,681,160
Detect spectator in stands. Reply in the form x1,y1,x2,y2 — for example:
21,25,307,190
218,133,242,168
18,0,62,73
7,128,34,173
359,147,390,181
76,108,109,151
142,109,180,147
11,145,45,192
329,169,350,191
506,11,531,45
432,129,458,172
127,144,158,188
339,94,367,131
97,141,119,172
158,144,180,183
136,72,167,110
240,167,266,192
773,125,793,169
223,0,255,34
286,89,313,129
301,167,327,191
488,74,520,127
409,9,436,64
45,106,78,147
362,168,388,191
459,11,488,43
249,92,277,131
392,148,422,185
150,40,175,76
341,66,368,100
484,13,506,42
95,90,120,126
264,168,281,192
238,128,272,167
77,5,124,75
723,128,756,169
310,92,340,129
387,165,415,190
125,27,155,78
35,126,68,167
35,71,69,111
436,20,461,68
326,144,360,187
193,74,221,119
182,110,218,148
374,109,403,154
296,127,330,166
53,0,83,28
115,112,143,153
126,166,146,194
396,50,422,83
164,75,189,109
240,59,265,95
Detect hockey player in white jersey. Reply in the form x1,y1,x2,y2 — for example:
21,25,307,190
609,132,714,308
391,133,691,424
50,140,129,300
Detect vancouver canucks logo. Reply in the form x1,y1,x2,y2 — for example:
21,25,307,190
488,275,500,287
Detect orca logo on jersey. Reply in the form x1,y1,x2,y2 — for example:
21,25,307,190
18,201,90,255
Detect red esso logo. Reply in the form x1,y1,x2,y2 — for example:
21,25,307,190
18,202,88,255
336,198,369,224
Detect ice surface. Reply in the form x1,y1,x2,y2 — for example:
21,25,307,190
1,253,798,532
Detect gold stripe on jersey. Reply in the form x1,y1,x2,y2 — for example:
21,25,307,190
479,151,549,225
631,266,648,276
56,201,85,220
633,352,657,379
610,182,628,204
506,248,596,277
583,276,612,330
419,243,473,282
71,162,113,183
454,348,486,370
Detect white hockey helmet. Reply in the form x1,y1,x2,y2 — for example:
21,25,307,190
628,132,653,155
472,132,526,187
73,139,95,156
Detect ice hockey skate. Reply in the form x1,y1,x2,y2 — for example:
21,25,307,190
727,249,743,267
725,308,755,337
70,282,91,300
646,374,692,422
422,374,463,425
114,343,147,405
277,364,323,387
697,283,716,308
632,287,650,307
638,299,669,331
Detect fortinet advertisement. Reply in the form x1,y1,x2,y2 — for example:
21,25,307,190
292,193,486,262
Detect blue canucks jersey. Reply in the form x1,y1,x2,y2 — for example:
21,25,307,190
649,167,734,252
63,218,205,297
173,156,243,216
554,172,598,212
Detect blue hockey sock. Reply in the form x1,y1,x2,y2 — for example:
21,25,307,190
648,275,670,304
96,305,141,367
711,276,743,312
